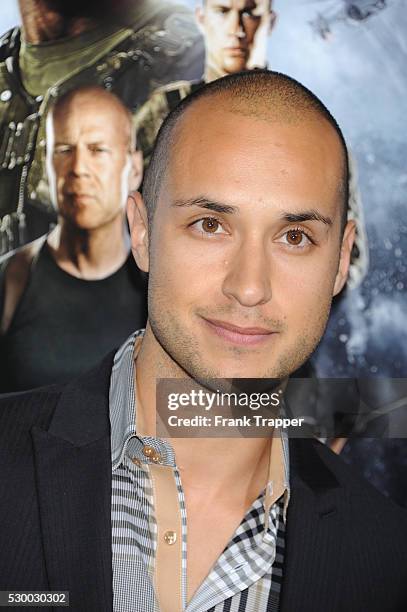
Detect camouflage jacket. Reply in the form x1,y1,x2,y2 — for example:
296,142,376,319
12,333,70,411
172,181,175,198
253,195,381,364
135,78,204,168
0,1,203,257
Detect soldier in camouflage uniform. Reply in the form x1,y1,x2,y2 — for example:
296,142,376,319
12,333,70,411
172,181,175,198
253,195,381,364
0,0,204,257
135,0,368,288
135,0,276,168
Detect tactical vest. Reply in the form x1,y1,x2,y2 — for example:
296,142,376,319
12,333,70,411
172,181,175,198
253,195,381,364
0,7,203,257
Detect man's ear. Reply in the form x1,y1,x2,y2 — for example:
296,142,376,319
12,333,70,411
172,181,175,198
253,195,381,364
333,220,356,296
127,191,149,273
128,150,143,193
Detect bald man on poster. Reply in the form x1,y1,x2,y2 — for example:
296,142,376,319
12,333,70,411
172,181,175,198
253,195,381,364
0,0,203,256
0,86,147,391
0,71,406,612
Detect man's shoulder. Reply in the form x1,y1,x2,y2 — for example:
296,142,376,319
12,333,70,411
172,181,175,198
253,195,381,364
151,79,198,97
0,347,116,447
1,236,45,273
126,1,202,70
285,438,407,610
0,384,63,448
0,236,47,334
129,1,199,39
0,27,18,63
291,437,407,522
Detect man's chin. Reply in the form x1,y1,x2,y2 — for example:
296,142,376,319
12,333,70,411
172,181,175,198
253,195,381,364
196,376,284,395
186,359,287,385
62,212,105,231
224,58,248,74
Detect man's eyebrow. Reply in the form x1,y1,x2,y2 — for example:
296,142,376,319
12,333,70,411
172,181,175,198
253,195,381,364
171,200,333,224
172,197,238,215
281,210,333,226
54,140,110,147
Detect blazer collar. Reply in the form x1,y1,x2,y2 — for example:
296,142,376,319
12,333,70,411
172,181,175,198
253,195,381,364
31,354,346,612
31,352,116,611
281,438,346,612
45,350,115,446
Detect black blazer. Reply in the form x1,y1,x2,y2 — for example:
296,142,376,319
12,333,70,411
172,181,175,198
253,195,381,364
0,354,406,612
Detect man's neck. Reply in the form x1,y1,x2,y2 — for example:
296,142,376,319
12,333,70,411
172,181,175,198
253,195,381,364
174,436,272,506
135,324,273,502
18,0,100,44
47,215,130,280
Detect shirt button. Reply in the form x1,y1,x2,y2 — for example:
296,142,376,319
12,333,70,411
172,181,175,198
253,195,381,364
163,530,177,545
131,457,141,467
151,453,162,463
143,446,155,457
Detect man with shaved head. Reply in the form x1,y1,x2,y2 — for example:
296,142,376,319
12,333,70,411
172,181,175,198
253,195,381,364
0,71,406,611
0,85,147,391
138,70,351,385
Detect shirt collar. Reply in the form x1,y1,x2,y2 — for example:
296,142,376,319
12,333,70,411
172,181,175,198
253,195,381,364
264,429,291,525
110,330,144,470
109,330,290,523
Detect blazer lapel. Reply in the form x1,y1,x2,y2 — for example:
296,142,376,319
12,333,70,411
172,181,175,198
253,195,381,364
280,439,348,612
31,354,115,612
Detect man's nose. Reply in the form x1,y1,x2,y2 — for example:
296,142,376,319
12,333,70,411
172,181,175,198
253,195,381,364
227,10,245,38
70,147,90,176
222,238,272,307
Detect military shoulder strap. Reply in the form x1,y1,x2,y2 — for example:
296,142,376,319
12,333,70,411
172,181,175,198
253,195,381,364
161,80,203,109
0,27,19,62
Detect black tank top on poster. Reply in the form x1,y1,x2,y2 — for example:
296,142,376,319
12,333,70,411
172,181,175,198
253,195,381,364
0,244,147,392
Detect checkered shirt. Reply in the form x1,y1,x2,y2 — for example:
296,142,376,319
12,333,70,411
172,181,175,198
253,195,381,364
110,331,290,612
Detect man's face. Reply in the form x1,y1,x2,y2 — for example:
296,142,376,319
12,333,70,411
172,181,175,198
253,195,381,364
196,0,275,75
132,100,354,381
47,97,135,229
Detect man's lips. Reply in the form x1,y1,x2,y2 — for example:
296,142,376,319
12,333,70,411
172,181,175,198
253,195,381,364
225,46,246,55
202,317,276,346
66,193,95,203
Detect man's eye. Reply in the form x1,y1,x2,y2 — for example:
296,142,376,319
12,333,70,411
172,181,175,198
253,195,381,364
54,146,71,155
90,146,109,154
191,217,226,235
278,229,313,248
215,6,230,15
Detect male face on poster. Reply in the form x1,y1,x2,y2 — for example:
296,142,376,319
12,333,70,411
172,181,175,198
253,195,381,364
196,0,276,78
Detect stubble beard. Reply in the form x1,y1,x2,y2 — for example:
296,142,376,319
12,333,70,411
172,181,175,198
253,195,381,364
147,286,331,392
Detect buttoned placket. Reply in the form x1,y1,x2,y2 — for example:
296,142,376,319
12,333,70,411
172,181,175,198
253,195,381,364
111,331,290,612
